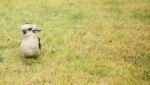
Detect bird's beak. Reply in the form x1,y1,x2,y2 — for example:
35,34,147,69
33,28,42,32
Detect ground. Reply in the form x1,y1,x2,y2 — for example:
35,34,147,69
0,0,150,85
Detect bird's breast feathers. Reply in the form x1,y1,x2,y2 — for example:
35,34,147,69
20,35,40,56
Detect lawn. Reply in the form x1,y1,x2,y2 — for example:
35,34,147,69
0,0,149,85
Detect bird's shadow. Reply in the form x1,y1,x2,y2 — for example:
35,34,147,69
21,56,42,66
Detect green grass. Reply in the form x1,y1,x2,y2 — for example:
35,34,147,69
0,0,149,85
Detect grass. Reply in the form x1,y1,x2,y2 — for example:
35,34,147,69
0,0,149,85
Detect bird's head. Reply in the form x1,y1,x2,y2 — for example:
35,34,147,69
21,23,41,35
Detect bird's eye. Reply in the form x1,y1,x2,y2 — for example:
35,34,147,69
28,28,32,31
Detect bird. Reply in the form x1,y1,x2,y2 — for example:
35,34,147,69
20,23,41,58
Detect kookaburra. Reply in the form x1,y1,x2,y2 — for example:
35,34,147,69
20,23,41,58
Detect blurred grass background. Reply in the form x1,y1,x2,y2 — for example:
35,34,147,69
0,0,149,85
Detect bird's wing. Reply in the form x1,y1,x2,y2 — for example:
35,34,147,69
38,37,41,50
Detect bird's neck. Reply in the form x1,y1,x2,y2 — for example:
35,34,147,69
23,32,35,38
